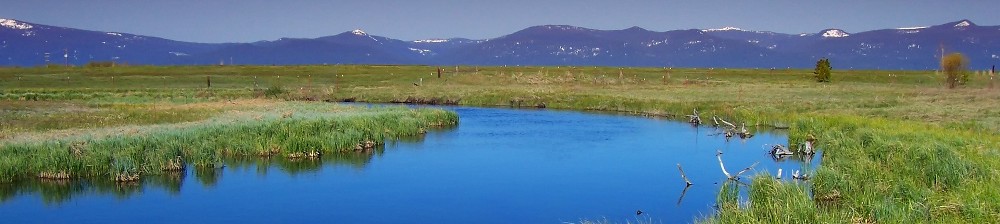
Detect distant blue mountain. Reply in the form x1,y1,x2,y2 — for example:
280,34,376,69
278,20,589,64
2,18,998,69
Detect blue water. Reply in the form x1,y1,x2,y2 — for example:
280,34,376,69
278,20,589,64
0,106,818,223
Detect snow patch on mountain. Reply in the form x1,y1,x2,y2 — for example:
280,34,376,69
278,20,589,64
409,48,433,55
644,39,666,47
542,25,587,31
896,26,926,34
413,39,449,43
107,32,123,36
0,18,33,30
822,29,850,38
702,26,745,32
955,20,972,27
169,51,189,56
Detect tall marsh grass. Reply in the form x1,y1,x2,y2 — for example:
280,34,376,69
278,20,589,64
0,103,457,182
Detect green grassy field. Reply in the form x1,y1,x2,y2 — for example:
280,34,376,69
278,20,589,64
1,65,998,222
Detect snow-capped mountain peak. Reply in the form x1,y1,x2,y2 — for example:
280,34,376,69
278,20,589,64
954,20,972,27
821,29,850,38
351,29,368,36
0,18,33,30
702,26,745,32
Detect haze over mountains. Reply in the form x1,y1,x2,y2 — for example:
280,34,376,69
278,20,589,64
2,18,999,69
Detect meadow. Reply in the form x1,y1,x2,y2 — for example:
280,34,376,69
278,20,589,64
1,65,998,222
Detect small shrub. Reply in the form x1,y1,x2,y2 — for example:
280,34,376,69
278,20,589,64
941,53,969,89
264,85,287,98
85,61,116,68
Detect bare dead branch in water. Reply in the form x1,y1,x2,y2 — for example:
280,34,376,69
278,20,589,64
717,150,758,180
677,163,693,186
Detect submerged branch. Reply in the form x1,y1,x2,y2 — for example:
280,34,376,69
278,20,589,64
677,163,693,186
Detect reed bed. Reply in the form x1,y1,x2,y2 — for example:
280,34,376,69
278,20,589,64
0,102,457,183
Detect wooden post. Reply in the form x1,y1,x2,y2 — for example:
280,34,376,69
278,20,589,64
207,76,211,88
991,65,996,89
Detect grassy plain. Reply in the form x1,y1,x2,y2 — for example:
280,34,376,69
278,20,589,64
1,65,998,222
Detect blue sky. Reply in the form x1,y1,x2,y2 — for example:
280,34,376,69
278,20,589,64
1,0,996,43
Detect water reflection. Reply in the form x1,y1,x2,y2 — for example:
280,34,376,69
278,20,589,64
0,177,147,206
0,141,407,206
676,185,691,206
195,168,222,188
147,171,185,195
35,179,81,205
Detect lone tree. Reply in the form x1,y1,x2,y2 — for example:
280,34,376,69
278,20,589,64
813,58,832,82
941,53,969,89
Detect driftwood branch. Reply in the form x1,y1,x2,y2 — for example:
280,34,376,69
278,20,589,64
716,150,732,178
677,163,693,186
733,161,759,178
737,122,753,139
717,117,736,129
717,150,758,180
769,144,794,156
792,170,810,180
715,117,753,139
800,140,815,155
686,109,702,125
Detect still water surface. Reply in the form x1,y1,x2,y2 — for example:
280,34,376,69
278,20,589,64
0,106,818,223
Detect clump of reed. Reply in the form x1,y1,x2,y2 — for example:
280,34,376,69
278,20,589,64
0,104,458,183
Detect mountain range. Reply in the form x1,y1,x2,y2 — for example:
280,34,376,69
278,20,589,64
2,18,999,69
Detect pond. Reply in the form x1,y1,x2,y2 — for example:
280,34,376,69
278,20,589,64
0,106,819,223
